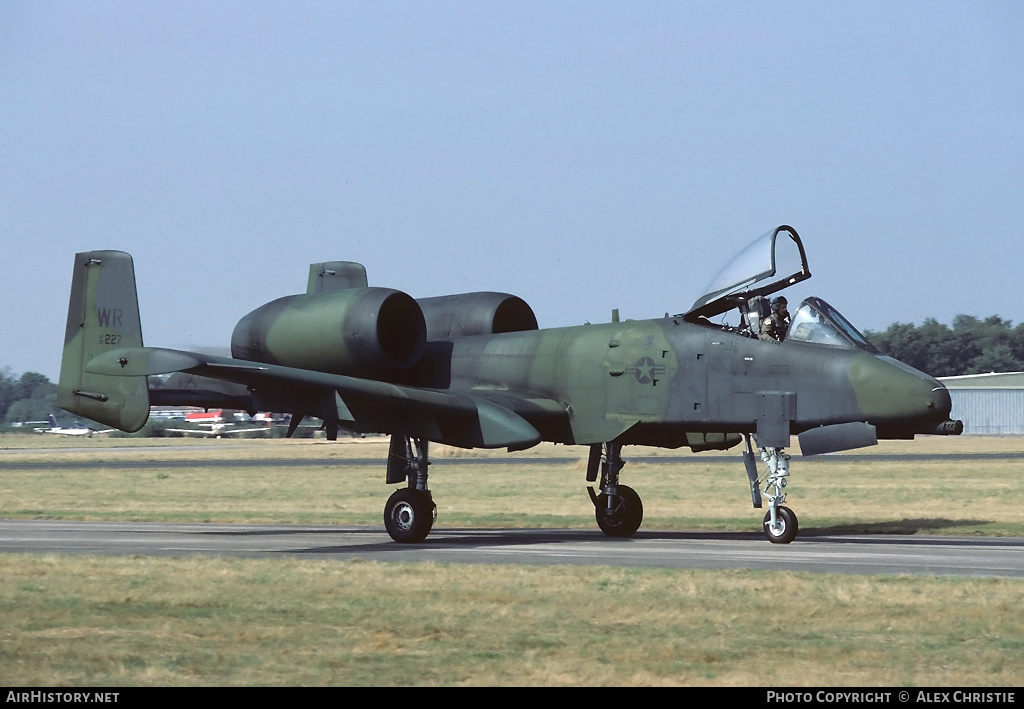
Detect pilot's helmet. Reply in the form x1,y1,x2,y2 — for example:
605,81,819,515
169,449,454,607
771,296,788,311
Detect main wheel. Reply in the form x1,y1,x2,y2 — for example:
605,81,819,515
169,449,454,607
594,485,644,538
763,506,798,544
384,488,436,543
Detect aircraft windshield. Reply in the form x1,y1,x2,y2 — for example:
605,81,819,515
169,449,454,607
685,225,809,321
786,297,878,352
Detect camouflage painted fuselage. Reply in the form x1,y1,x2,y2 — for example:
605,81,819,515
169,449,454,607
418,316,952,448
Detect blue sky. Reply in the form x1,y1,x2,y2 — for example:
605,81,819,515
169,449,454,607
2,1,1022,380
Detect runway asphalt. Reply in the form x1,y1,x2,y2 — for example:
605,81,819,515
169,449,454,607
2,519,1022,578
3,448,1022,578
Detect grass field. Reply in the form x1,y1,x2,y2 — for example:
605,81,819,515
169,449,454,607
2,434,1023,686
2,434,1023,535
3,555,1023,686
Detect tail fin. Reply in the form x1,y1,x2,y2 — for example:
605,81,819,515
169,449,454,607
47,413,58,428
306,261,368,294
57,251,150,432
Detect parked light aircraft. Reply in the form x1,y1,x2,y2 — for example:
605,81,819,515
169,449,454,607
57,226,961,543
163,408,272,437
35,413,113,437
163,422,269,438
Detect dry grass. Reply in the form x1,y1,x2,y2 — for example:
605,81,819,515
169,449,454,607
2,435,1024,686
2,554,1022,686
1,434,1023,535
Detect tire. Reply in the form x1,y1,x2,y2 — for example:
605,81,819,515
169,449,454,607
763,506,798,544
594,485,644,538
384,488,436,543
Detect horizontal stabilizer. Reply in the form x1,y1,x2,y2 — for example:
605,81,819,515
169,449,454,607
86,347,206,376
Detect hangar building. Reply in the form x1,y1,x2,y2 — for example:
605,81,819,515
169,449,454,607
939,372,1024,435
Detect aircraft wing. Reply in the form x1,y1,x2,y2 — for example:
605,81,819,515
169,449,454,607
85,347,548,450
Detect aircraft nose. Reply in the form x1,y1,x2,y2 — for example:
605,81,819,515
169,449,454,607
849,354,952,427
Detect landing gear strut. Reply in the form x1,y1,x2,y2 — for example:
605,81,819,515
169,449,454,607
745,434,798,544
587,442,644,537
383,436,436,543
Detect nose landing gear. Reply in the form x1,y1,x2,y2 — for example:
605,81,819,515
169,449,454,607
759,445,797,543
744,434,799,544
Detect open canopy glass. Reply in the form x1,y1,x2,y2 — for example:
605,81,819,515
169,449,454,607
684,225,810,321
682,225,878,352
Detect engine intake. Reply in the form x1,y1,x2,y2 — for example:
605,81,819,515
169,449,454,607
417,292,538,340
231,287,426,376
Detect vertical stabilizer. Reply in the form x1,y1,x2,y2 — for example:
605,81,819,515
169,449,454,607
306,261,368,294
57,251,150,432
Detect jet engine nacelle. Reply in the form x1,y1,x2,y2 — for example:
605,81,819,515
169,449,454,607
417,292,538,340
231,287,427,376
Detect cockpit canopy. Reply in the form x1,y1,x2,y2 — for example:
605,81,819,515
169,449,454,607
685,225,809,322
787,297,878,352
683,225,878,353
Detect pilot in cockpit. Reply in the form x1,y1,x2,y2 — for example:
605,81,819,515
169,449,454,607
759,296,790,342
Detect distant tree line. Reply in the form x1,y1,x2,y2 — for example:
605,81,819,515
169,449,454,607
0,369,57,424
864,315,1024,378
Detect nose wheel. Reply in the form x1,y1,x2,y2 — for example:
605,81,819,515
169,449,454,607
763,505,798,544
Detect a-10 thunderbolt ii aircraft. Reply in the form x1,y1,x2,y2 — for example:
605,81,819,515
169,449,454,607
58,226,962,544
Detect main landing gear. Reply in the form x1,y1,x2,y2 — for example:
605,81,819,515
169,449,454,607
744,434,798,544
383,436,436,543
587,442,644,537
381,436,647,544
